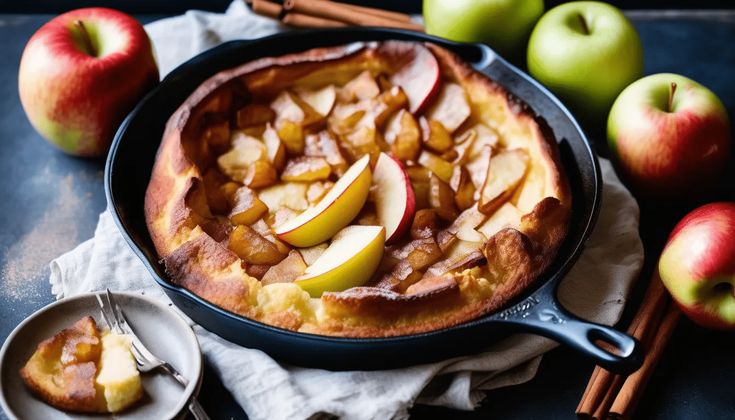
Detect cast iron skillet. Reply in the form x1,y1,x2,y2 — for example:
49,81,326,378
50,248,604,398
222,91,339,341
105,28,642,374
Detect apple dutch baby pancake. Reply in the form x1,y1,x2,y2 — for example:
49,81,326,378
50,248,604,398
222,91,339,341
145,41,572,337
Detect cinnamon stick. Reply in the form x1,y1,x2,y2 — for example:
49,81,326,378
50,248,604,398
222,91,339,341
252,0,347,28
592,375,624,420
609,303,681,419
283,0,424,32
282,12,347,28
576,273,668,419
251,0,282,19
328,1,414,23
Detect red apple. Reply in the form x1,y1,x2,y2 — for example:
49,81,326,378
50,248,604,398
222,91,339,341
373,152,416,243
18,8,159,157
658,202,735,330
607,73,730,199
380,41,441,113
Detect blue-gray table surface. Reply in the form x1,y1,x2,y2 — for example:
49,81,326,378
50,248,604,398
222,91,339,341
1,11,734,420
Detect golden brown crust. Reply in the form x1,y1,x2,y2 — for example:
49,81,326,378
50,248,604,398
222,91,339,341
20,317,106,413
163,228,255,316
144,41,571,338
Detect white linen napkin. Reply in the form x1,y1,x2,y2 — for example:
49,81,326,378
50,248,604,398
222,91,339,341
49,3,644,419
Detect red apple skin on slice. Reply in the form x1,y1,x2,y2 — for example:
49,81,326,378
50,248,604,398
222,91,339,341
379,41,441,113
373,152,416,244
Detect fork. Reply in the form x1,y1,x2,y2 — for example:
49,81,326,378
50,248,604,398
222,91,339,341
96,290,210,420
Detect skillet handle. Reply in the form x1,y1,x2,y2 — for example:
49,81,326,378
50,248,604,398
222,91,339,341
491,282,643,374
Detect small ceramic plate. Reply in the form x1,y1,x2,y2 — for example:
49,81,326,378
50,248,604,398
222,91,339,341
0,291,202,420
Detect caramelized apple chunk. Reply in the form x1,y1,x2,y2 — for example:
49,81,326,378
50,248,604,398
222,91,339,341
429,173,458,222
217,134,268,182
373,86,408,127
251,218,292,255
406,166,431,210
418,151,454,184
295,84,336,116
228,225,286,265
271,91,323,128
420,118,453,153
384,109,420,161
276,120,305,155
244,161,278,189
263,124,287,171
389,237,443,271
450,166,476,211
338,70,380,103
229,186,268,225
341,125,381,163
281,157,331,182
304,131,348,175
411,208,439,239
261,250,308,285
328,108,366,136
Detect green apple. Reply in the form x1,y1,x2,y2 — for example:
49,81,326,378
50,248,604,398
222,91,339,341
527,1,643,121
423,0,544,59
607,73,730,199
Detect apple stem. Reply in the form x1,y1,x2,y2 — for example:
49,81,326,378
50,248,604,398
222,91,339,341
667,82,677,113
577,13,589,35
74,20,97,57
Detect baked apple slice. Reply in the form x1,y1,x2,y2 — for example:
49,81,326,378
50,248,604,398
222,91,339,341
373,152,416,243
295,84,336,117
258,182,309,212
271,91,323,128
383,41,441,113
275,155,371,247
476,202,523,238
479,149,529,214
418,151,454,184
338,70,380,103
429,173,458,222
450,165,476,211
262,124,287,171
295,225,385,297
426,82,471,133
